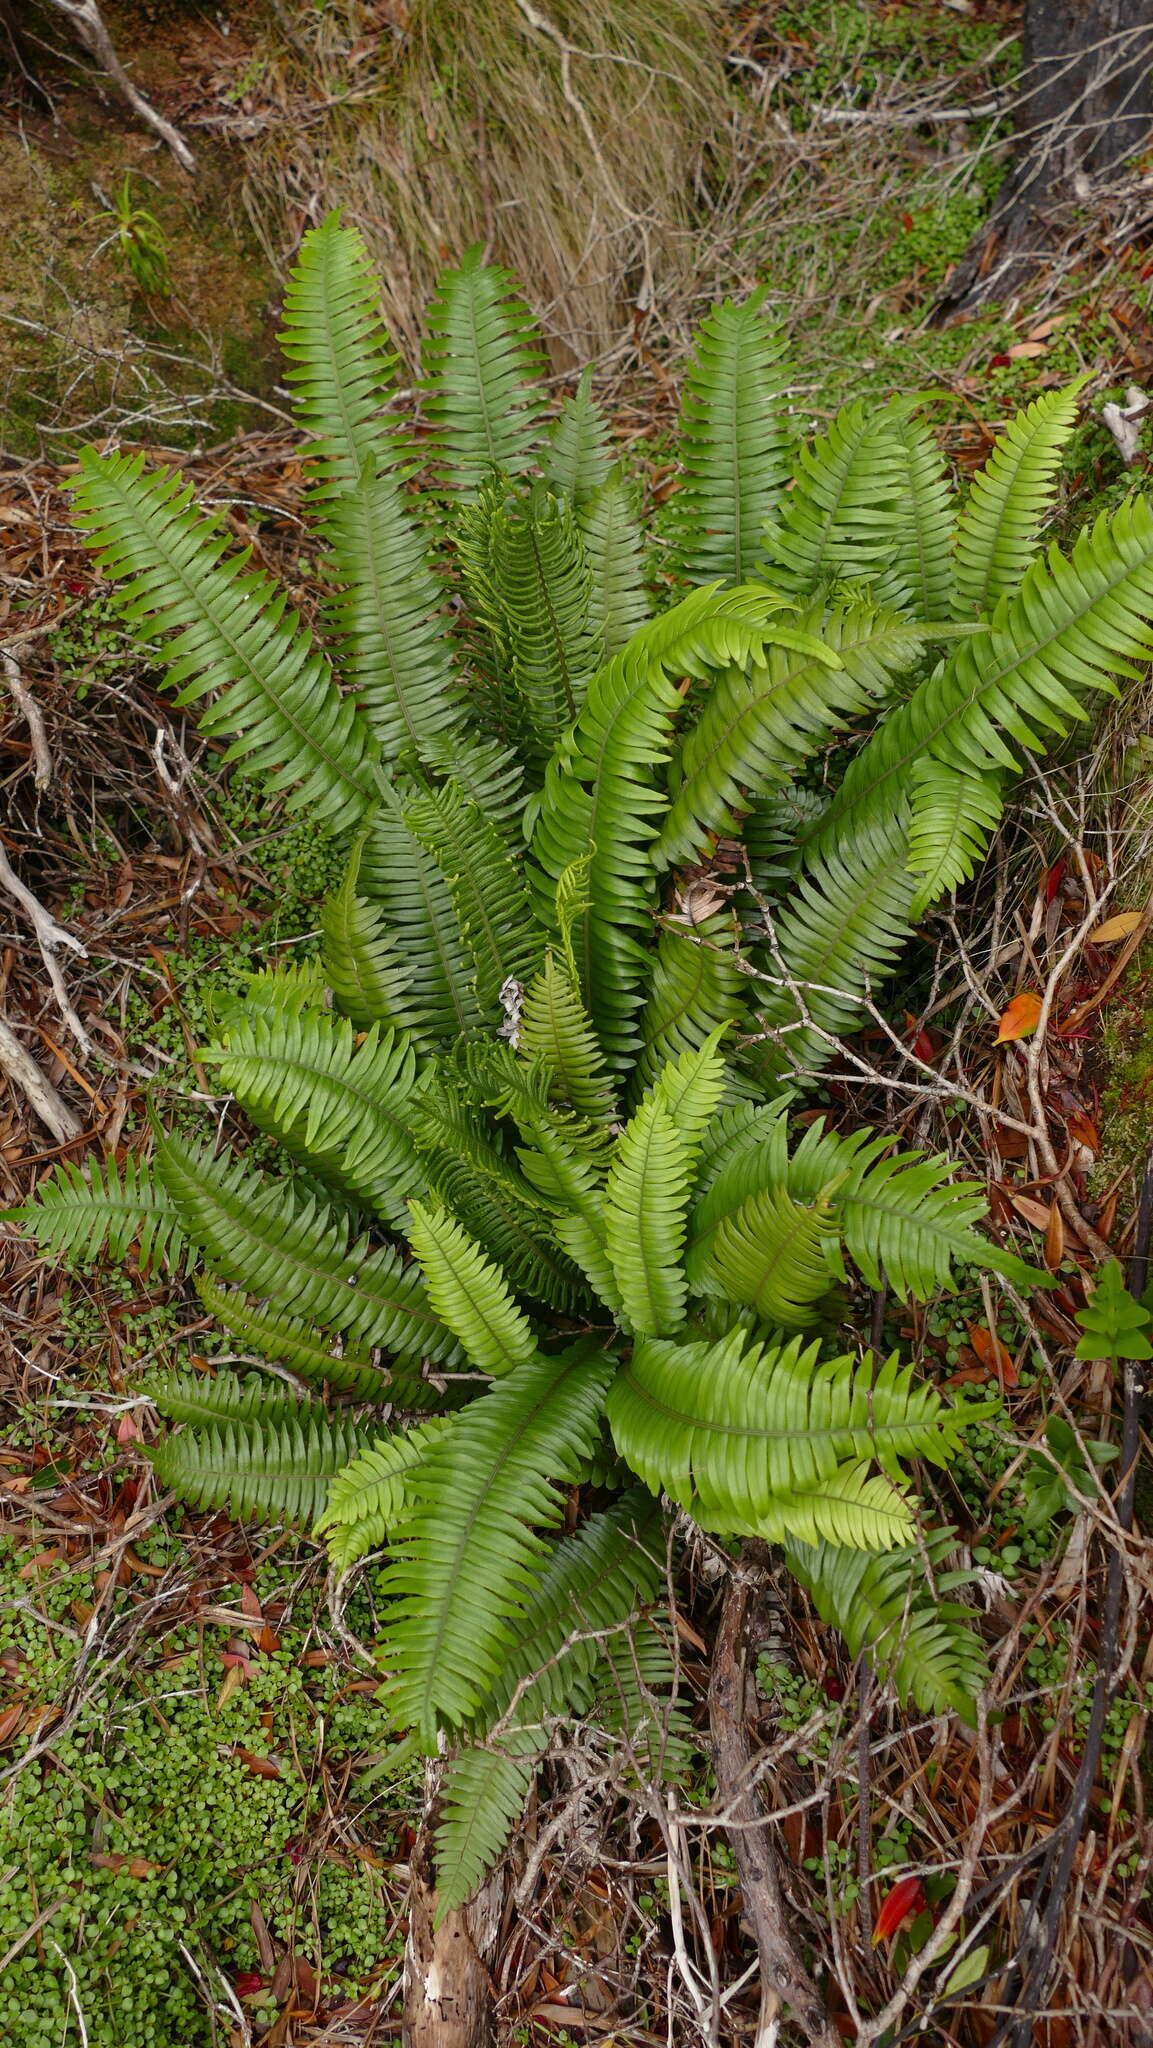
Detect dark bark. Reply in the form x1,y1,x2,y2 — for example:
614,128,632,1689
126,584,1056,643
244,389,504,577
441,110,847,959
934,0,1153,319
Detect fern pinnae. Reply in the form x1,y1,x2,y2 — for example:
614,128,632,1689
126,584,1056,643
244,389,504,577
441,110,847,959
675,291,793,587
147,1414,371,1528
604,1093,692,1336
421,246,545,493
4,1150,185,1274
194,1275,389,1399
953,378,1088,617
406,1199,539,1377
786,1529,988,1720
404,776,544,1019
579,467,651,658
279,210,399,491
316,1417,452,1572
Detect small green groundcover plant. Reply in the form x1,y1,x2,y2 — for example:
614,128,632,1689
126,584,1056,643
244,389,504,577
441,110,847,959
14,212,1153,1912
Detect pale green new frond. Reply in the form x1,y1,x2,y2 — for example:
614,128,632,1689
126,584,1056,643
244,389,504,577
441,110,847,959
321,836,427,1041
657,599,924,868
518,954,617,1121
675,293,792,587
580,467,650,657
422,246,545,493
604,1095,691,1335
786,1529,988,1720
652,1027,729,1155
633,914,748,1097
953,380,1086,617
435,1491,664,1912
762,397,914,597
378,1344,618,1742
202,1011,424,1228
543,369,613,505
156,1132,458,1371
404,776,544,1019
706,1182,840,1326
279,211,399,492
195,1275,389,1399
147,1415,371,1528
209,959,328,1030
407,1199,539,1377
836,1146,1042,1298
887,413,957,621
71,450,377,831
608,1332,968,1545
4,1151,184,1275
316,1418,452,1572
907,759,1005,914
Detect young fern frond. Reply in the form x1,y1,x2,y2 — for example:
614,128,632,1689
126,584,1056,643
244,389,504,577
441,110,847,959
785,1529,988,1720
316,1418,453,1572
422,246,545,493
359,793,486,1044
406,1199,539,1377
201,1011,424,1228
953,379,1087,617
155,1132,458,1372
5,1151,184,1274
761,397,913,597
278,209,399,491
887,414,957,621
378,1344,618,1743
579,466,651,658
656,599,924,869
435,1491,664,1913
147,1415,372,1528
675,292,793,587
194,1276,389,1399
321,841,426,1040
543,369,613,506
71,451,377,830
607,1332,976,1548
704,1183,842,1327
603,1093,691,1336
518,954,618,1121
404,776,544,1019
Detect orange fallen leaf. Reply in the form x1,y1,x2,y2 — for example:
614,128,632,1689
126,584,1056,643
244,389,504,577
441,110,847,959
1008,1193,1052,1231
1087,910,1143,943
230,1747,282,1781
995,990,1042,1044
1066,1110,1100,1152
968,1324,1018,1386
873,1874,925,1945
0,1704,24,1745
1044,1200,1065,1271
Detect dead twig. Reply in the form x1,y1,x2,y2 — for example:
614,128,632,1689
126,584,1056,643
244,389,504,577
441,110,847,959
0,1014,82,1141
1,653,53,791
0,839,91,1054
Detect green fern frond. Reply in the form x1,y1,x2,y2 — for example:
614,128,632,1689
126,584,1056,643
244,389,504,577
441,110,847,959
435,1491,664,1912
422,246,545,494
634,914,747,1096
378,1343,618,1742
953,380,1087,617
404,776,543,1019
579,467,651,658
652,1028,730,1155
147,1414,370,1527
786,1528,988,1720
543,368,613,506
195,1275,389,1399
518,954,617,1121
143,1368,322,1432
705,1183,841,1326
604,1093,691,1335
359,790,488,1044
415,730,527,835
156,1132,458,1370
657,598,923,869
279,211,400,492
71,450,377,830
321,837,426,1040
202,1011,424,1228
210,959,328,1031
907,760,1005,913
834,1144,1042,1298
407,1199,539,1376
4,1151,184,1274
608,1332,968,1546
675,293,792,587
762,397,914,597
316,1418,452,1571
886,414,957,621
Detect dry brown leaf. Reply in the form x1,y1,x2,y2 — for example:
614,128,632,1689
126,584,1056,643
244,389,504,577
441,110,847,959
1088,910,1143,943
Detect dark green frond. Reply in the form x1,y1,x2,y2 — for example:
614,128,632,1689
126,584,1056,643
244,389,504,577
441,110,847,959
147,1414,370,1527
359,792,485,1045
543,369,613,506
907,760,1005,913
378,1343,618,1742
886,414,957,621
579,466,651,658
4,1151,184,1274
633,914,747,1097
404,776,544,1019
421,247,545,494
202,1011,424,1228
953,380,1087,617
71,450,377,831
195,1276,390,1399
143,1369,321,1432
762,397,914,598
279,211,399,492
786,1528,988,1720
675,293,792,587
321,844,426,1040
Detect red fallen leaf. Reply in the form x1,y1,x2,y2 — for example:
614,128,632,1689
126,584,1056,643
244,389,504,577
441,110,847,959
234,1973,264,1998
90,1852,159,1877
221,1650,256,1677
968,1324,1018,1386
1043,857,1067,905
994,990,1043,1044
1066,1110,1100,1152
872,1874,926,1945
240,1583,263,1621
904,1012,936,1062
989,353,1011,369
115,1413,140,1445
0,1704,24,1745
230,1747,281,1781
901,211,915,231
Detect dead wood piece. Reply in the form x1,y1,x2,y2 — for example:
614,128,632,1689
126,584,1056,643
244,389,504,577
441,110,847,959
39,0,196,172
0,1013,81,1141
2,652,52,790
709,1550,842,2048
0,840,92,1054
404,1765,502,2048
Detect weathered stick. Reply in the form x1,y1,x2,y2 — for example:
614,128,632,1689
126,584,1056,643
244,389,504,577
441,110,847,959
0,1014,81,1141
41,0,196,171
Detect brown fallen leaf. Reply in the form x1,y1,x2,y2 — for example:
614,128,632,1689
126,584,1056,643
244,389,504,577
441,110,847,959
1087,909,1143,943
968,1323,1018,1386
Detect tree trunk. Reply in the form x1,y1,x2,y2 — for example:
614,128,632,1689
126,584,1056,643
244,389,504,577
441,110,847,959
403,1767,503,2048
934,0,1153,318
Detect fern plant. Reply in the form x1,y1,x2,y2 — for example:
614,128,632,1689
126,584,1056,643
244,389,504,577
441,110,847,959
14,211,1150,1916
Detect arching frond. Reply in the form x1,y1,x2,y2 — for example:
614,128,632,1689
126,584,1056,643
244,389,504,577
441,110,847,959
608,1332,971,1547
953,380,1087,617
421,247,545,494
147,1414,371,1527
202,1011,424,1228
761,397,913,598
907,760,1006,914
786,1528,988,1720
406,1199,539,1377
71,451,377,830
5,1151,184,1274
378,1344,618,1742
316,1418,453,1572
675,292,792,587
704,1182,841,1326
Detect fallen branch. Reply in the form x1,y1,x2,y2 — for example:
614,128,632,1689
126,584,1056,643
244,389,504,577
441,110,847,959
40,0,195,171
1,653,53,791
709,1547,842,2048
0,840,91,1054
0,1014,81,1143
